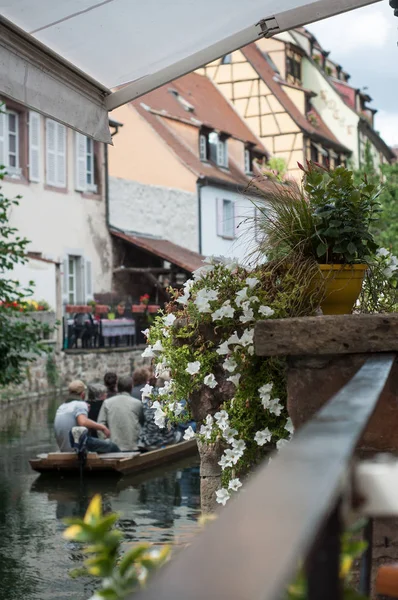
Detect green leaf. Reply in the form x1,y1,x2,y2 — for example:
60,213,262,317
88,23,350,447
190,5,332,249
316,242,328,257
347,242,357,255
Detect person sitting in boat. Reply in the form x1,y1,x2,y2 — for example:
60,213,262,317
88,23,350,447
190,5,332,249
131,367,151,400
138,372,178,451
87,383,107,437
104,371,118,398
54,380,120,453
97,375,144,451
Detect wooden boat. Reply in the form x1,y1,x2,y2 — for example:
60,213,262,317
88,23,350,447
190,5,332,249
29,439,198,475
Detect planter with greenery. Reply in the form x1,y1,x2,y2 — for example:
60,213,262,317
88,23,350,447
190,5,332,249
255,162,381,314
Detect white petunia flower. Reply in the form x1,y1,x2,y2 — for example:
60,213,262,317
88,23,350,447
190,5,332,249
259,383,273,396
228,448,242,465
140,384,153,399
186,361,201,375
240,329,254,347
268,398,283,416
197,288,218,301
284,417,294,435
141,328,149,338
228,478,242,492
246,277,259,289
199,423,213,440
193,265,214,280
240,306,254,323
173,402,184,417
216,488,230,506
247,345,254,355
162,328,170,338
204,374,218,389
377,248,390,257
254,428,272,446
141,345,155,358
216,340,230,355
215,410,229,430
152,339,164,353
226,331,241,346
183,426,196,441
249,295,260,305
222,426,238,444
227,374,241,387
205,414,214,426
153,402,166,429
235,287,248,307
232,439,246,455
164,313,176,327
177,291,190,305
194,296,211,313
158,381,172,396
218,454,232,470
276,438,290,451
259,305,275,318
212,300,235,321
223,356,237,373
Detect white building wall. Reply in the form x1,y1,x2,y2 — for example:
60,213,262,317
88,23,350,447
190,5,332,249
200,185,260,264
301,59,360,166
3,116,113,300
7,258,57,309
109,177,199,252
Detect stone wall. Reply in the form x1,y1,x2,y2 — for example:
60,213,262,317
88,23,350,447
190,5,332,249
0,347,148,403
109,177,199,252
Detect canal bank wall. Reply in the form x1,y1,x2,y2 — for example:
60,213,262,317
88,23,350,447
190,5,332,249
0,347,148,403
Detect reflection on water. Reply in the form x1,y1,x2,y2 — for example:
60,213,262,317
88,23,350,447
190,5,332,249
0,395,200,600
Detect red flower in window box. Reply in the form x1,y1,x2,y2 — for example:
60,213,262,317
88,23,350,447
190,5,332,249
139,293,150,306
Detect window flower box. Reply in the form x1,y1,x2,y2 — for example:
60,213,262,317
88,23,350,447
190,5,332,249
94,304,110,315
147,304,160,313
66,305,93,314
132,304,147,313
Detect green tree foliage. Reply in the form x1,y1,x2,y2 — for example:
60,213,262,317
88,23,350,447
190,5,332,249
354,142,398,254
0,166,50,385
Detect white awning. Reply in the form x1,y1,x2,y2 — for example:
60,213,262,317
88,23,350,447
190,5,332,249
0,0,380,141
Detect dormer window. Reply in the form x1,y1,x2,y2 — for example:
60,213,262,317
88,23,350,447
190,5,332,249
209,131,228,168
286,47,302,85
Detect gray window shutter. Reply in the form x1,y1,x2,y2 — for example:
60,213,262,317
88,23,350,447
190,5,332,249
75,132,87,191
0,109,6,168
62,258,69,306
216,197,223,237
29,111,41,182
56,123,67,187
46,119,57,185
85,258,93,301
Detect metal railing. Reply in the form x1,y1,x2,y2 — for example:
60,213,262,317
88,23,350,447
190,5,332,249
131,354,395,600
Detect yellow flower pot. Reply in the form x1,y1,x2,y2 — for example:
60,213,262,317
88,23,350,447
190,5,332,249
310,264,368,315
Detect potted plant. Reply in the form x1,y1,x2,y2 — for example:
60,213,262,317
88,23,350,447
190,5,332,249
255,162,381,315
132,293,150,313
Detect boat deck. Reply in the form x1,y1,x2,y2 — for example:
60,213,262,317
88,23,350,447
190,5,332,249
29,439,198,475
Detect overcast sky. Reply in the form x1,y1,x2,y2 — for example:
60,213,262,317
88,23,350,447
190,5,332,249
307,0,398,147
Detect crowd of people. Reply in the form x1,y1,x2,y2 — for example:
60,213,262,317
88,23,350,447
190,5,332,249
53,367,196,454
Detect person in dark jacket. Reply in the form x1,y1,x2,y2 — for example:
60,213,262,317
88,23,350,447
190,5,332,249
104,372,118,398
87,383,108,437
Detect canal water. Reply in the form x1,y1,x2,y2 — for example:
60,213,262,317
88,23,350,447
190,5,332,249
0,395,201,600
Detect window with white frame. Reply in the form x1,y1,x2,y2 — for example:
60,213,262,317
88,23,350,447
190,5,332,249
216,198,235,239
46,119,66,188
244,148,252,173
63,254,93,305
75,132,97,192
0,109,21,176
209,131,228,168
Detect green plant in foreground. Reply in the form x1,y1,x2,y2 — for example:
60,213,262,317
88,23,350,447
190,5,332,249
255,162,381,265
63,495,170,600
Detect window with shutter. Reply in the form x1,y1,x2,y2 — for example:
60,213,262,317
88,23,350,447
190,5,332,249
46,119,66,187
223,199,235,238
29,112,41,182
217,138,228,168
0,109,21,177
75,132,87,191
62,258,69,306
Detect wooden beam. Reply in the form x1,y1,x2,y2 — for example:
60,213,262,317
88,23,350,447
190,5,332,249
254,314,398,357
113,267,171,274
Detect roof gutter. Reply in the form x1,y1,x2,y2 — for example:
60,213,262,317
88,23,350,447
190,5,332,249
105,120,123,229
